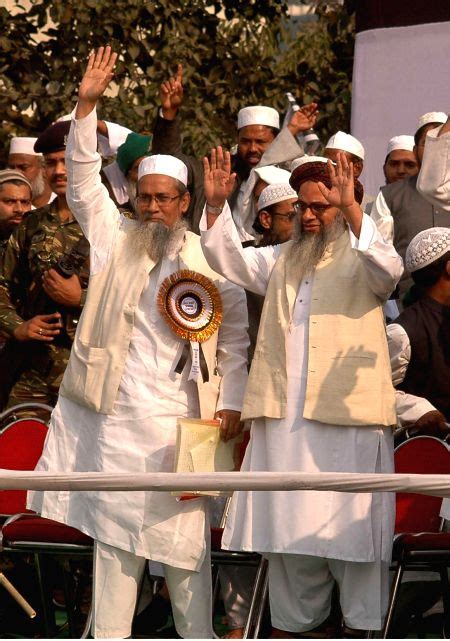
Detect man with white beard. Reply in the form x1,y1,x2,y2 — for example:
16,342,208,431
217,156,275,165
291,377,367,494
27,47,249,638
200,151,403,637
7,137,54,208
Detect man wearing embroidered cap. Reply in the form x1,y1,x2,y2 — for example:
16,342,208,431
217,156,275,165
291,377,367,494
201,150,402,636
0,170,32,255
0,119,90,412
7,136,54,209
383,135,418,185
27,47,249,639
387,227,450,437
370,110,450,304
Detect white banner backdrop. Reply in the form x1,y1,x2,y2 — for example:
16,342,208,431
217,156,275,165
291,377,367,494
351,21,450,198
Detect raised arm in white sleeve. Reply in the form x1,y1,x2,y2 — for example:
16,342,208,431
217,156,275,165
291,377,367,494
216,279,249,413
370,189,394,243
350,214,403,299
417,124,450,211
387,323,436,426
199,202,280,296
66,106,121,273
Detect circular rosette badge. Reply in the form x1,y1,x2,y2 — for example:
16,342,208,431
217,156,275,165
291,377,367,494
157,270,223,342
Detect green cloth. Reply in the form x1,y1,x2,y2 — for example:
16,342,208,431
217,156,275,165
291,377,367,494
117,132,153,175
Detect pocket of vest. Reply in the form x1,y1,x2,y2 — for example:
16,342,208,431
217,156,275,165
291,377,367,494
61,341,109,411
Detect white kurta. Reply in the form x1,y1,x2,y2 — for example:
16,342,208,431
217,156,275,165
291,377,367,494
28,243,211,571
28,108,249,573
200,204,400,563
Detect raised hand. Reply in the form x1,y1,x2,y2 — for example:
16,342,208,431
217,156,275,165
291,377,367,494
203,146,236,209
318,152,355,209
77,46,117,118
160,64,184,120
288,101,319,135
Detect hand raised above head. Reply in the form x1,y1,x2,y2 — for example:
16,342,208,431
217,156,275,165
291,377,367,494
203,146,236,210
77,46,118,113
160,64,184,120
288,101,319,134
317,152,355,210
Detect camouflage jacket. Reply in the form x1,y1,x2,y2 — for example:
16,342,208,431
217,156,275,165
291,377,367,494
0,200,89,342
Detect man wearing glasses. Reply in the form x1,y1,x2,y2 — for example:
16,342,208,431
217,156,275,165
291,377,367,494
28,48,249,638
201,151,403,637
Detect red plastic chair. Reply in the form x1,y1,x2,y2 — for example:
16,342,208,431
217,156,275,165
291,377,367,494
382,436,450,638
0,404,93,637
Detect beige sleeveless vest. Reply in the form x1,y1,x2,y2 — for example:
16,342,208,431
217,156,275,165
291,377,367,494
242,231,397,427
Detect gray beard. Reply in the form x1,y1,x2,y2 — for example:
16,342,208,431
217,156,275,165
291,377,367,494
131,218,189,262
31,169,46,199
289,213,346,282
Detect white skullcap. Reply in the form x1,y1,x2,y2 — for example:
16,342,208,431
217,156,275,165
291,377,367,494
386,135,415,155
290,155,329,173
405,227,450,273
138,154,188,186
253,166,291,185
237,106,280,130
416,111,447,132
9,137,40,156
325,131,365,160
257,183,297,212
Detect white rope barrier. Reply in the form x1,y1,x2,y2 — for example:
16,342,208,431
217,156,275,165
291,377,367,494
1,470,450,497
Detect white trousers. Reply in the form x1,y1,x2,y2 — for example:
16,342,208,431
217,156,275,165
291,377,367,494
267,553,390,633
91,541,213,638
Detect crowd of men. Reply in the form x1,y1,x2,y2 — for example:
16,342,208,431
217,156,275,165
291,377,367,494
0,45,449,639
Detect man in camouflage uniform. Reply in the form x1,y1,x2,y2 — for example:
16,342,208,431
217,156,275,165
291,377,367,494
0,170,33,259
0,121,89,410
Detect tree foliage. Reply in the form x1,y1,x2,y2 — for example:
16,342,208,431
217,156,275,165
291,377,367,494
0,0,354,164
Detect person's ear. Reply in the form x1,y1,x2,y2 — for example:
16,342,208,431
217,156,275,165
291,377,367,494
258,210,272,230
180,191,190,215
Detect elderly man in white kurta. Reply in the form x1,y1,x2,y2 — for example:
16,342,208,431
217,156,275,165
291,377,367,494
200,150,403,636
27,48,249,639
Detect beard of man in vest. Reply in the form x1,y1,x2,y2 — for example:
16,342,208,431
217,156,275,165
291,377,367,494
290,210,346,282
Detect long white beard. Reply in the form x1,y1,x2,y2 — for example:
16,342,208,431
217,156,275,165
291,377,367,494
131,218,189,262
289,213,346,282
31,169,46,199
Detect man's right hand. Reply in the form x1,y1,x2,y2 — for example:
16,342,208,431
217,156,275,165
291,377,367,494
76,46,118,119
13,312,62,342
160,64,183,121
412,410,449,438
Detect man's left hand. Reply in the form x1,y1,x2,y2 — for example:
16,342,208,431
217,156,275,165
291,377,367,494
287,102,319,135
215,409,243,442
42,269,82,307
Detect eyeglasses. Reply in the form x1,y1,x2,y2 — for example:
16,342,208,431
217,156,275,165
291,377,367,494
293,201,332,216
136,194,181,207
271,211,297,221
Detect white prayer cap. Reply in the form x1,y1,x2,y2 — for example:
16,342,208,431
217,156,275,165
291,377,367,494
253,166,291,185
325,131,365,160
290,155,329,173
386,135,415,155
405,227,450,273
416,111,447,132
237,106,280,130
138,154,188,186
9,137,40,156
257,183,297,212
